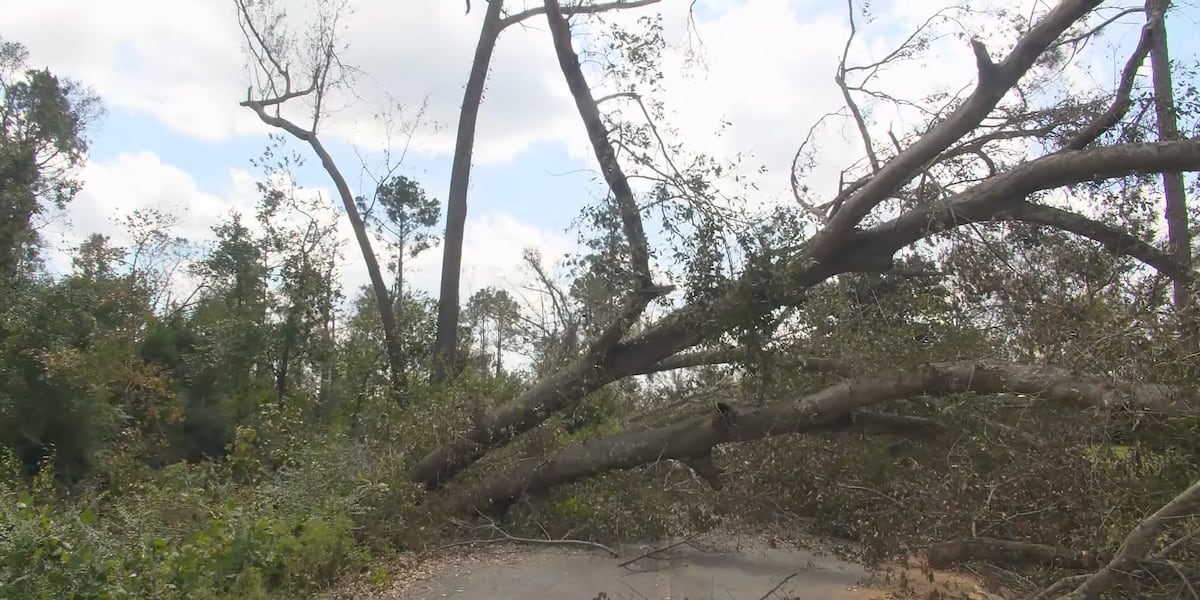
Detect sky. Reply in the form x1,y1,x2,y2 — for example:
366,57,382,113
4,0,1194,316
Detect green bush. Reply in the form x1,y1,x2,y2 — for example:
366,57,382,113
0,440,400,600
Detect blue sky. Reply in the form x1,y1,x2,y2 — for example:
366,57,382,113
6,0,1194,309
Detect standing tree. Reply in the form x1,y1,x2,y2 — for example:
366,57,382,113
0,37,101,279
232,0,408,403
464,286,521,376
1145,0,1191,315
357,174,440,304
431,0,664,382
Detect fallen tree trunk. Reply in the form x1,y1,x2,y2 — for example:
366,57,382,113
928,536,1200,584
444,406,943,516
406,0,1126,491
929,537,1106,570
441,360,1200,516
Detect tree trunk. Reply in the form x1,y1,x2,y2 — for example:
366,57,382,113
494,323,503,377
432,0,506,383
275,341,290,406
306,136,408,403
438,360,1200,516
928,537,1106,570
1146,0,1191,313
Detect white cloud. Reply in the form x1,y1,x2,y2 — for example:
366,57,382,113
5,0,1121,188
1,0,588,163
14,0,1151,290
3,0,263,141
41,151,570,317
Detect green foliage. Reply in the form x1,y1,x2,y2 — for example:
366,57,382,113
0,37,101,277
0,433,441,599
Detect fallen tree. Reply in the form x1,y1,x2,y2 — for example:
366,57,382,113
441,360,1199,516
409,0,1200,493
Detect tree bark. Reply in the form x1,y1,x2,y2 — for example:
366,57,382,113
432,0,505,383
929,537,1106,570
1145,0,1191,314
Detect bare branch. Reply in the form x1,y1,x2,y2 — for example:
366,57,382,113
1063,20,1155,150
836,0,881,173
824,0,1104,229
1054,6,1145,50
233,0,409,402
790,110,846,223
501,0,661,28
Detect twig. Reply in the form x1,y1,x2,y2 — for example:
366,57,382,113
1033,574,1089,600
1169,560,1200,600
436,532,618,557
758,572,798,600
1152,527,1199,560
618,532,701,568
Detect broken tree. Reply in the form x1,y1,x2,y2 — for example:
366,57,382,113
410,0,1200,506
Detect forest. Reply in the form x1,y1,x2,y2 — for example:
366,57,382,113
1,0,1199,598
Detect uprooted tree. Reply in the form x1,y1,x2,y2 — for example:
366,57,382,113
407,0,1198,496
234,0,1198,597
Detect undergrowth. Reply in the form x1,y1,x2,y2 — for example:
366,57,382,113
0,430,434,600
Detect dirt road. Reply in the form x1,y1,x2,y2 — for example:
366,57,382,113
329,531,1002,600
359,534,907,600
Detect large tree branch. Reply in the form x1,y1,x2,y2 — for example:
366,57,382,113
543,0,652,289
824,0,1104,230
1062,20,1155,150
410,138,1200,491
849,139,1200,278
1055,476,1200,600
996,202,1195,284
442,360,1198,515
627,349,855,378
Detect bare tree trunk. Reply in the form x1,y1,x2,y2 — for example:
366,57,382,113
431,0,663,383
432,0,506,383
309,137,408,402
234,0,408,404
1146,0,1191,313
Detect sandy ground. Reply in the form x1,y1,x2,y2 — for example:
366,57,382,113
331,533,1001,600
